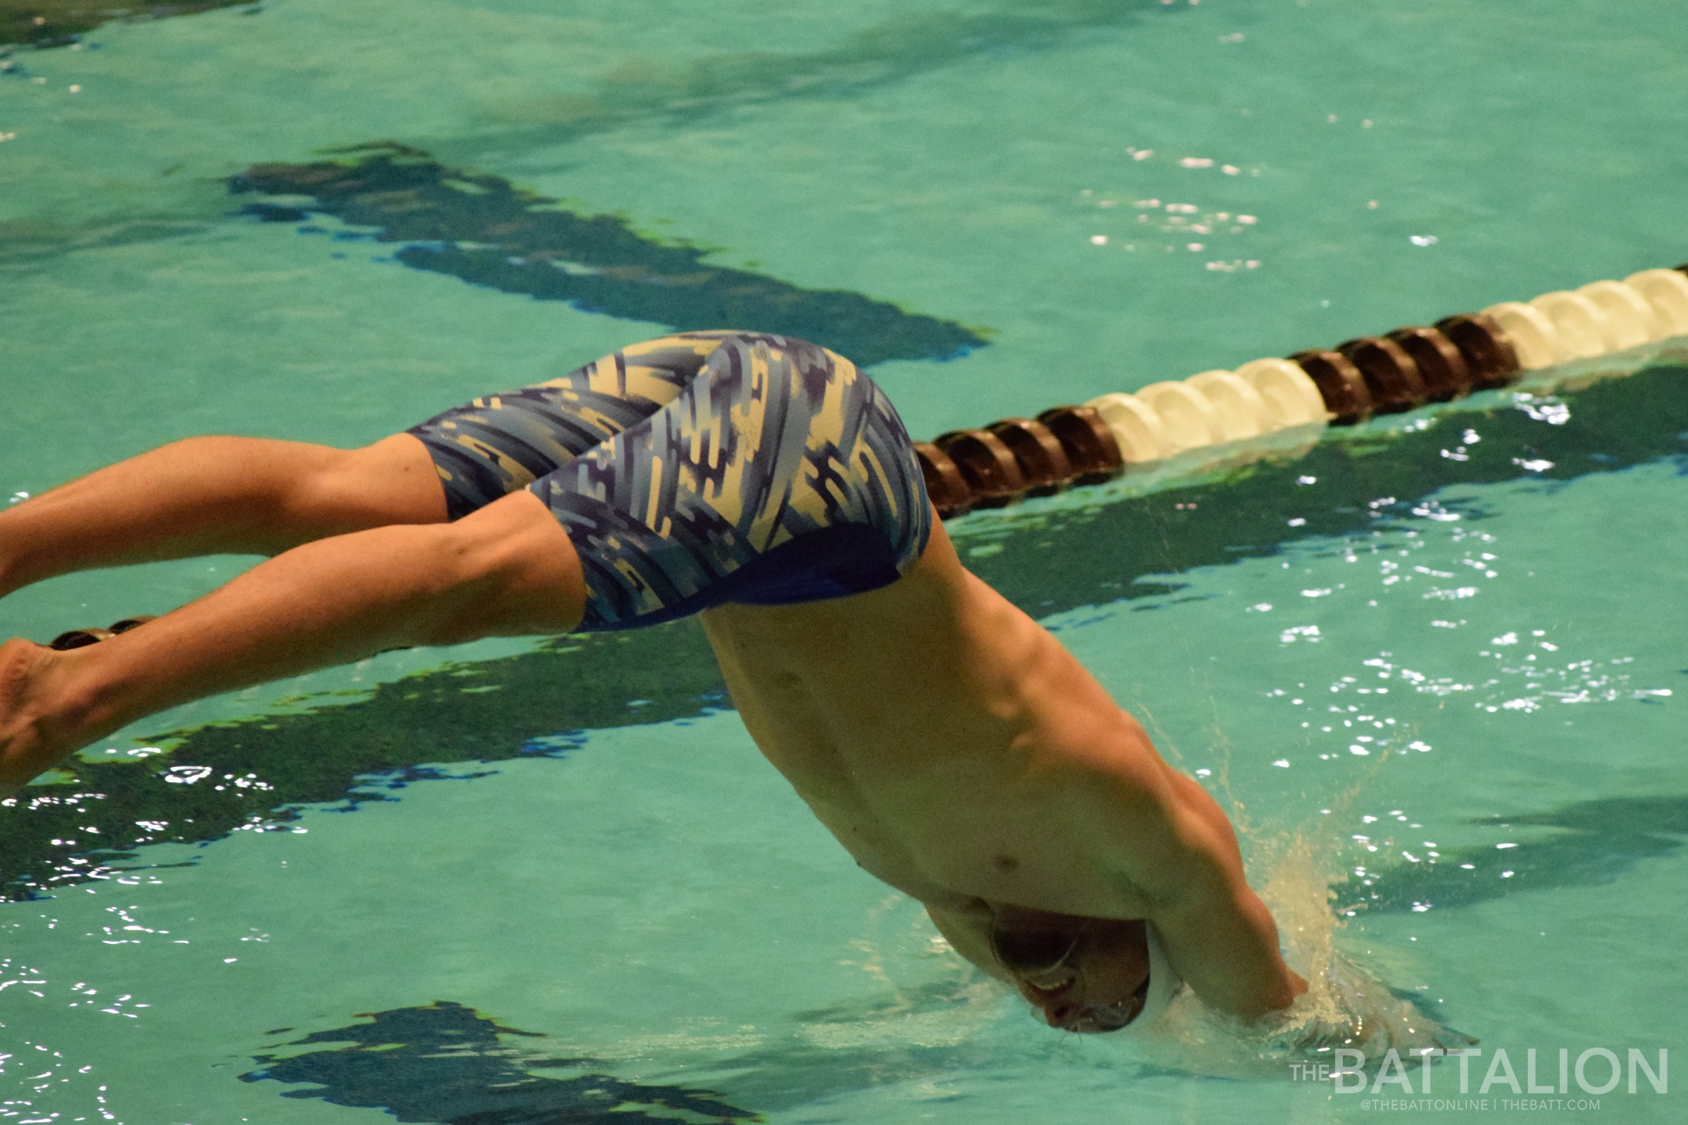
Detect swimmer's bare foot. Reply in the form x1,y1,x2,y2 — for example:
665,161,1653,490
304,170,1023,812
0,638,86,795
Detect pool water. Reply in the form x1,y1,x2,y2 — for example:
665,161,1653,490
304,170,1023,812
2,0,1686,1121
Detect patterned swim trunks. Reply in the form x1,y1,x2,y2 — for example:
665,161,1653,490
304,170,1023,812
406,332,932,632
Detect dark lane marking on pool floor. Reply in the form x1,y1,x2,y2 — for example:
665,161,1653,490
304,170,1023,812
2,364,1684,901
0,620,728,901
229,143,986,368
243,1002,758,1125
1358,794,1688,916
0,0,254,50
247,985,1059,1119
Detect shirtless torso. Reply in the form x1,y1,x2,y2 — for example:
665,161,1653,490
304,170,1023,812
702,517,1307,1028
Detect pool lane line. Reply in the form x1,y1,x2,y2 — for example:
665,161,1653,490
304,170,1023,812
243,1002,760,1125
917,263,1688,519
0,0,255,50
1354,794,1688,919
228,143,987,369
0,619,731,903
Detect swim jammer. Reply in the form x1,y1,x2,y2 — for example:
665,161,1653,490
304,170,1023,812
406,332,933,632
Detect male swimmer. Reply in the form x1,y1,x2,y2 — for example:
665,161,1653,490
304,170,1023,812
0,332,1307,1032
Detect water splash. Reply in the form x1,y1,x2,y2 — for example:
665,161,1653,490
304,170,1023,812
1132,833,1474,1079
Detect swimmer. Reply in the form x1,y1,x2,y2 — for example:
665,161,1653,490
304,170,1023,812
0,332,1306,1032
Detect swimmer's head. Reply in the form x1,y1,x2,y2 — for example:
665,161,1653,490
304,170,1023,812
989,910,1151,1033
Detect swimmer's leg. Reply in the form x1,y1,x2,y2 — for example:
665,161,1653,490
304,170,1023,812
0,333,727,600
0,434,447,599
0,332,730,788
0,488,583,795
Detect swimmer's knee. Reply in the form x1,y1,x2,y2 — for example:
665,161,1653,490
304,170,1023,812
289,434,450,531
432,491,587,639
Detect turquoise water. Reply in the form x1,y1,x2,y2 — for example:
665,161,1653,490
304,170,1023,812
2,0,1686,1121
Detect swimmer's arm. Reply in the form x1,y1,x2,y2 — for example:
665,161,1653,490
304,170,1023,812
1096,767,1307,1021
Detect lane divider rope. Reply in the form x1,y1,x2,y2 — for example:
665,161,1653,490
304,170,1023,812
915,263,1688,519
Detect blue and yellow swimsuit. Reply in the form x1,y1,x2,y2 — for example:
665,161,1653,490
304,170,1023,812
407,332,932,631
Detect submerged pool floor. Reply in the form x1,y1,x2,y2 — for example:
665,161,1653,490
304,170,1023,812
2,0,1686,1121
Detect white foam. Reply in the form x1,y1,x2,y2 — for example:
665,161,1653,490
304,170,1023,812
1128,835,1473,1078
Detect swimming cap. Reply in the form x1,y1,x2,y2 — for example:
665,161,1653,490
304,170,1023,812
1123,921,1183,1034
